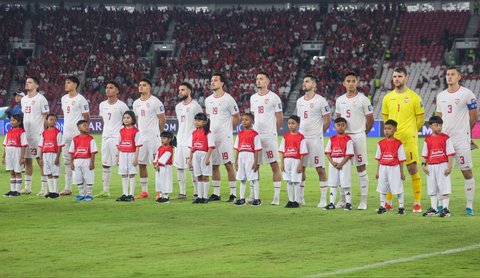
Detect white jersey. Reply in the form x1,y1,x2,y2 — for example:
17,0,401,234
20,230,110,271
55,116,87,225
436,86,477,145
99,99,129,139
21,93,49,138
250,91,283,137
205,92,239,140
61,94,89,139
175,99,203,147
296,94,330,139
335,92,373,134
133,95,165,138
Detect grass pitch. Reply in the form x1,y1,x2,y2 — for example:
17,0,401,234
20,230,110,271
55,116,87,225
0,135,479,277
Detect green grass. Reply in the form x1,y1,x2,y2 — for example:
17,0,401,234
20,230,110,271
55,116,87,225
1,135,479,277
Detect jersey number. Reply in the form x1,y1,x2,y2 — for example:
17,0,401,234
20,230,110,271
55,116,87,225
25,106,31,114
460,156,465,164
180,115,185,123
304,111,308,119
258,106,264,114
213,107,218,115
222,152,229,160
314,156,319,164
141,109,145,116
346,109,351,118
397,104,400,112
447,105,452,113
66,106,71,114
266,150,274,159
107,113,112,120
357,154,362,163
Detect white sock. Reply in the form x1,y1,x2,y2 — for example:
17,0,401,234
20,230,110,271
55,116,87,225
203,181,210,199
15,178,22,191
249,184,254,198
190,170,198,195
65,165,73,190
287,182,294,202
442,196,450,209
229,181,236,196
329,186,337,204
340,187,346,203
437,193,443,207
41,175,48,192
86,184,93,196
47,178,54,193
197,181,204,199
177,169,186,195
78,184,85,195
212,180,220,196
320,181,328,204
10,178,15,191
398,193,405,208
240,180,246,199
53,178,59,193
345,187,352,204
129,176,135,196
430,195,438,209
380,194,386,207
300,181,305,201
140,177,148,192
273,181,281,199
102,168,111,192
358,170,369,199
294,182,301,203
122,176,128,195
465,178,475,209
25,175,32,190
252,180,260,199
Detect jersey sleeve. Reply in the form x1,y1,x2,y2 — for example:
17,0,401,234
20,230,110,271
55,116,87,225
273,94,283,113
80,96,89,113
227,96,240,116
233,135,239,150
398,144,406,162
193,102,203,115
157,151,172,166
20,132,28,147
254,134,262,151
57,132,64,147
325,139,332,154
41,96,49,114
90,138,98,154
279,137,285,153
207,132,215,149
120,102,129,114
38,136,44,148
135,131,143,147
381,94,389,116
363,97,374,115
98,103,105,118
299,138,308,155
421,140,428,158
445,138,456,156
465,90,477,110
321,98,331,116
346,139,354,156
414,95,425,115
155,99,165,115
375,144,381,160
435,95,441,113
68,140,75,154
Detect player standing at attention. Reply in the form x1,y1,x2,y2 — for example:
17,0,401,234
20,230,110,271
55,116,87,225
382,67,424,212
421,116,455,217
38,114,63,199
96,81,128,198
20,77,50,196
335,72,374,210
69,120,97,201
174,82,202,199
296,74,331,207
205,73,240,202
251,72,284,205
375,120,407,215
2,115,27,197
436,66,478,216
59,76,90,196
132,79,166,199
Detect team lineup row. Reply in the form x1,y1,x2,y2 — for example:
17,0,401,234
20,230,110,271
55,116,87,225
2,68,477,216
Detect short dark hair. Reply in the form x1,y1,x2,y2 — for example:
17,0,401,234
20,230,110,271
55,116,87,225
123,110,136,126
393,67,408,76
107,81,120,90
289,115,301,124
243,112,255,122
212,73,225,83
139,78,152,87
66,76,80,88
334,117,347,124
384,119,398,128
447,66,461,74
304,73,318,83
28,76,40,85
77,120,88,126
429,115,443,125
344,72,357,79
257,71,270,80
180,82,193,91
46,113,58,120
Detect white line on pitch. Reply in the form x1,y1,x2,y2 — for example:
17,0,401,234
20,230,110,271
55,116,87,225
306,243,480,278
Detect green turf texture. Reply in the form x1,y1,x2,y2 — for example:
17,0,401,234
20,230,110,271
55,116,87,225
1,135,479,277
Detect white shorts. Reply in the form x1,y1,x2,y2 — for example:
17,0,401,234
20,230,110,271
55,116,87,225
258,135,279,164
303,137,325,168
236,151,259,181
349,133,368,167
327,157,352,188
426,163,452,195
5,147,22,173
118,152,137,175
156,165,173,193
192,151,212,177
63,137,73,163
452,141,472,170
26,136,40,159
101,137,119,167
211,137,234,165
282,157,302,183
72,158,94,185
42,152,61,176
173,145,191,169
376,164,404,195
138,135,161,165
